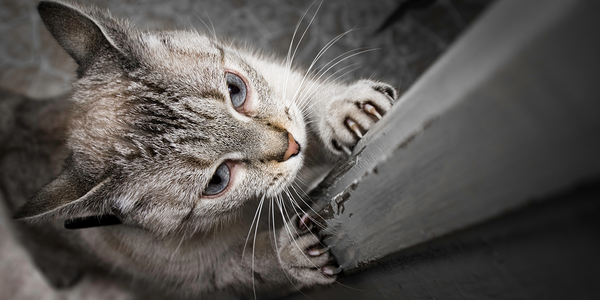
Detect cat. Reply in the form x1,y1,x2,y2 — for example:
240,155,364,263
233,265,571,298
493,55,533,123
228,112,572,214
2,0,397,298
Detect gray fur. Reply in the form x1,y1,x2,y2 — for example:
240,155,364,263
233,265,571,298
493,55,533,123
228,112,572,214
4,0,397,297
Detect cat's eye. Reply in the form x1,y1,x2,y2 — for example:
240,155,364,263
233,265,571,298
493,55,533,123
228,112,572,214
226,73,247,109
204,163,231,196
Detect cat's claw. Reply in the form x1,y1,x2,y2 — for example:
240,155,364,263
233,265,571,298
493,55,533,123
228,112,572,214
278,214,337,287
322,266,335,275
341,145,352,156
346,118,363,138
308,245,330,256
322,80,398,156
363,103,383,120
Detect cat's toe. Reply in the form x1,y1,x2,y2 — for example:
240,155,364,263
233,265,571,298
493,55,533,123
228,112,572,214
278,215,338,287
326,80,398,155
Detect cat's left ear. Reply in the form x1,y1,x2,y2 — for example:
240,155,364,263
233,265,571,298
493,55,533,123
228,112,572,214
38,0,132,74
13,160,116,225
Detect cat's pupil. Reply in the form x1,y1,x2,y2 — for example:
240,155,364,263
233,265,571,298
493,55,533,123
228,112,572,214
228,84,240,95
210,175,222,185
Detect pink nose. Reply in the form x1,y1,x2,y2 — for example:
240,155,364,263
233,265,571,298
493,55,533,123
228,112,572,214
283,133,300,161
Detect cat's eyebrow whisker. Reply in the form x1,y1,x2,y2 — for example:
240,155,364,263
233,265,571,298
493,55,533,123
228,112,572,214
284,0,322,106
283,16,303,100
297,62,363,113
303,35,360,84
294,33,367,111
205,10,217,42
299,64,363,115
293,34,352,109
297,59,363,111
297,48,376,110
292,29,355,107
184,17,200,37
299,48,374,113
298,63,361,115
193,11,217,41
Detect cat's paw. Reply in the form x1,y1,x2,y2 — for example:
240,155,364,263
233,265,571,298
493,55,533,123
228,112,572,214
277,214,338,288
322,80,397,155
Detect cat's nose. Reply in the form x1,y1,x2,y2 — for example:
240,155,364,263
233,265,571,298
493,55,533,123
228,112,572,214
282,132,300,161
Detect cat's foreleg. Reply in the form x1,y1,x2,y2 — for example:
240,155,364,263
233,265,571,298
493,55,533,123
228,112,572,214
276,214,337,288
213,214,335,294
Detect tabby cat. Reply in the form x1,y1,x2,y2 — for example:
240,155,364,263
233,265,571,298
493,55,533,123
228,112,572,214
3,0,397,297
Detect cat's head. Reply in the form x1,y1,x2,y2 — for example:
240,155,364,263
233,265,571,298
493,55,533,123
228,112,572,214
14,0,307,237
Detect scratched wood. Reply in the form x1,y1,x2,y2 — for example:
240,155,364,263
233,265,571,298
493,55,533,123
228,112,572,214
288,180,600,300
309,0,600,273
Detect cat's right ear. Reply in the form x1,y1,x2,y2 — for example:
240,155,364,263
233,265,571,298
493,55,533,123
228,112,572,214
38,0,129,73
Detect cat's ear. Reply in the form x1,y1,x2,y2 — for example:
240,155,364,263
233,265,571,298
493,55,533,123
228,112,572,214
13,164,110,221
38,0,130,72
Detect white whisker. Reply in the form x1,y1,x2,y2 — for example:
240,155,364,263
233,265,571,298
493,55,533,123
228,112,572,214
243,195,266,259
283,0,323,106
291,29,356,108
193,11,216,41
168,234,187,263
298,62,363,113
251,195,267,300
300,49,378,113
298,63,364,115
298,48,376,108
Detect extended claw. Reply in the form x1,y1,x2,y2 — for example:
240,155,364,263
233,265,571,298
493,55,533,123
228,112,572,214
341,145,352,156
308,246,330,256
322,266,335,276
299,214,314,232
363,103,382,120
345,118,363,138
321,266,342,275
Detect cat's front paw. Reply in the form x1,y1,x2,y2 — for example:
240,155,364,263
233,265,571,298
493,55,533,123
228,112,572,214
277,214,338,288
323,80,397,155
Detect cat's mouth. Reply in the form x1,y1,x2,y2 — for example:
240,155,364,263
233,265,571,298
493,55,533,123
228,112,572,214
282,132,301,161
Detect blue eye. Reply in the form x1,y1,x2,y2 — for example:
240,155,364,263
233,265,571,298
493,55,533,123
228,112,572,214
204,163,230,196
226,73,247,108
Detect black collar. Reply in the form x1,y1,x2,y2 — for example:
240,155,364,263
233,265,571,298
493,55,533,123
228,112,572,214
64,214,121,229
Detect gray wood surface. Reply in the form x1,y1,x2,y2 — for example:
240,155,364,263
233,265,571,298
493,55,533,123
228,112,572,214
312,0,600,270
289,180,600,300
